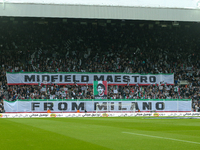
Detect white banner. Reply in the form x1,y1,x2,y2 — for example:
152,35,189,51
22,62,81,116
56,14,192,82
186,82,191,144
4,99,191,113
6,72,174,85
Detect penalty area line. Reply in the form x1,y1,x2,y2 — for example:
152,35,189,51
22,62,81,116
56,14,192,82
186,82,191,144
122,132,200,145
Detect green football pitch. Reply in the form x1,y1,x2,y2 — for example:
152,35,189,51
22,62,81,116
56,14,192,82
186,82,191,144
0,117,200,150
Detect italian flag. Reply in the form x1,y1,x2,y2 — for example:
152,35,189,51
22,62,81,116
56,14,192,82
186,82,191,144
93,81,108,96
174,87,180,92
47,89,50,94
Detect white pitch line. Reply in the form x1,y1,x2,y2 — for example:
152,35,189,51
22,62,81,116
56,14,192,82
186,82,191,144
122,132,200,145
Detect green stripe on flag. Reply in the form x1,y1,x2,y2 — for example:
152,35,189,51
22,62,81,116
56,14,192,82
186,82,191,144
93,81,98,95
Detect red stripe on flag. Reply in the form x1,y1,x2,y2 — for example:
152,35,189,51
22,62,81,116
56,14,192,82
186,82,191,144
102,81,108,95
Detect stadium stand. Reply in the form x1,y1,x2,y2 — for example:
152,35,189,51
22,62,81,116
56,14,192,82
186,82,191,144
0,18,200,112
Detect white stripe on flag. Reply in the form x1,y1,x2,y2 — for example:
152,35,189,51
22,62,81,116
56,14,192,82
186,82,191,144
98,81,102,84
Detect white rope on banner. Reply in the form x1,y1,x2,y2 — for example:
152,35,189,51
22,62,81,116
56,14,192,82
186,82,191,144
177,99,178,112
17,99,18,112
62,98,63,113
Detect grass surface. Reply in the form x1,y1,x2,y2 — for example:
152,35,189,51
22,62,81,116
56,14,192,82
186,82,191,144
0,117,200,150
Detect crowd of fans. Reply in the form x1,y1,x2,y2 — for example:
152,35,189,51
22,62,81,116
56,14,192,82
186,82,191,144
0,19,200,112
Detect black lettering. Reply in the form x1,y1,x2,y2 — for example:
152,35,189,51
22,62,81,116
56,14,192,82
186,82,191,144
143,102,152,110
94,102,107,110
51,75,58,82
150,76,156,83
32,102,40,111
60,75,63,82
111,102,114,110
37,75,40,82
140,76,147,83
25,75,35,82
81,75,89,82
72,102,84,110
42,75,50,82
156,102,165,110
115,76,121,82
73,75,79,82
94,75,104,81
131,102,139,110
44,102,53,110
65,75,71,82
119,102,127,110
106,76,113,82
132,76,139,82
58,102,67,110
123,76,130,82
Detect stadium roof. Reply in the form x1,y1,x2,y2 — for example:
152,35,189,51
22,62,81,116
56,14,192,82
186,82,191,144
0,0,200,21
